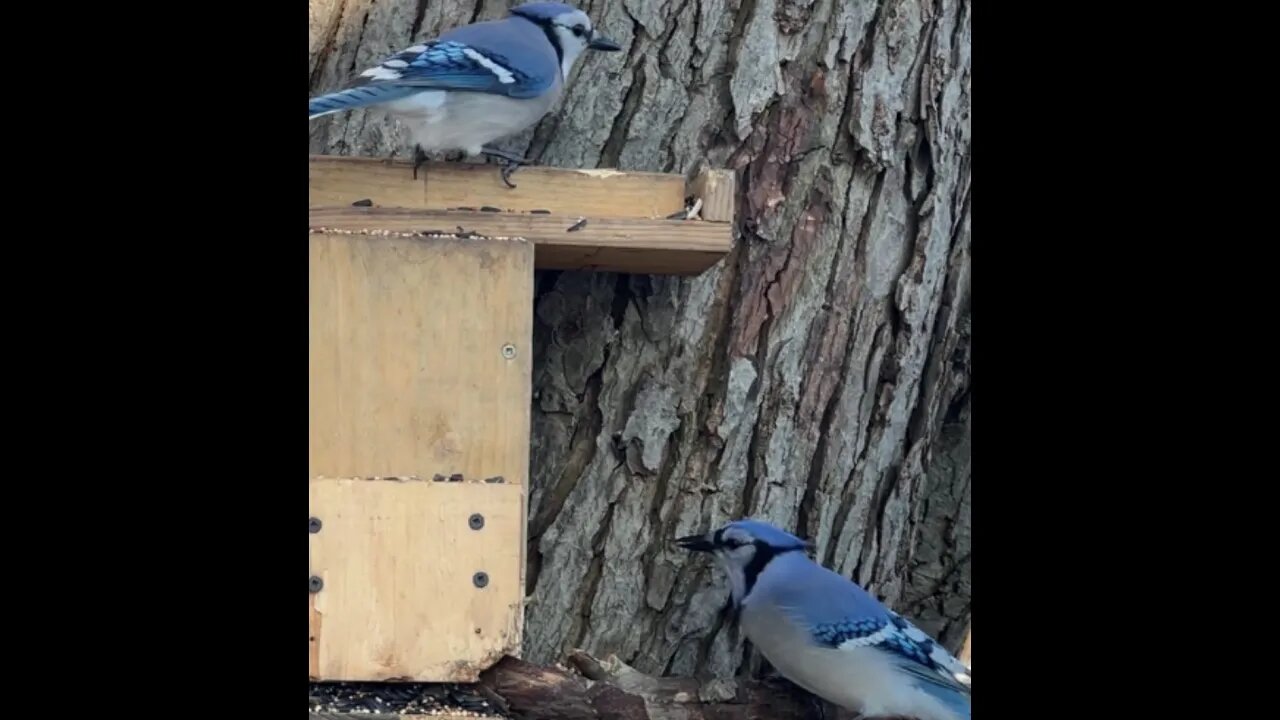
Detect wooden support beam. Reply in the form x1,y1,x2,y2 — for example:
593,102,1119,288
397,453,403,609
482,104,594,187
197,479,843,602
309,207,730,275
309,155,736,275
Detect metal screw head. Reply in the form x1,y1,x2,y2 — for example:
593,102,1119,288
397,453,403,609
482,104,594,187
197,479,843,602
473,571,489,588
309,576,324,593
309,517,322,533
469,513,485,530
501,343,517,359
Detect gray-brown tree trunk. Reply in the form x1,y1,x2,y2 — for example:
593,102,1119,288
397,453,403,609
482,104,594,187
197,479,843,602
309,0,971,680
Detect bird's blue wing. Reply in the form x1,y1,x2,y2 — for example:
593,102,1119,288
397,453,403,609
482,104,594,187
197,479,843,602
308,24,558,118
812,609,972,716
353,40,554,98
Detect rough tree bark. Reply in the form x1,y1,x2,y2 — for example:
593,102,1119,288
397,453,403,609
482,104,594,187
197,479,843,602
309,0,971,680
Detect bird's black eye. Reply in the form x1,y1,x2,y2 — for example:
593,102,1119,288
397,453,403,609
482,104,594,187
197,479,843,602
572,24,587,37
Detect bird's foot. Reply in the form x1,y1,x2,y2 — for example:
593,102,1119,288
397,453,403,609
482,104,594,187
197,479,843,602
412,145,429,180
479,147,531,189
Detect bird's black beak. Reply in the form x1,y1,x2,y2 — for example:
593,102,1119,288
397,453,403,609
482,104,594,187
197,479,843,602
675,533,715,552
588,32,622,52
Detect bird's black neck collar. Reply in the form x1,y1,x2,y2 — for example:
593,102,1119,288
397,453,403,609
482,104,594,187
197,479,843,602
741,540,807,600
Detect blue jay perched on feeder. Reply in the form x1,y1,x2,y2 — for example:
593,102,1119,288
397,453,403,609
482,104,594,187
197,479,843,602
308,2,621,187
677,519,972,720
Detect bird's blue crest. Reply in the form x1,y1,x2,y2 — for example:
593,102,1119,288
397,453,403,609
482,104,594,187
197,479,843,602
510,2,581,22
725,518,810,549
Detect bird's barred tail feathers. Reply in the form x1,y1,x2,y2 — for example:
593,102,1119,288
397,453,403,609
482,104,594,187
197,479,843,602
308,85,419,119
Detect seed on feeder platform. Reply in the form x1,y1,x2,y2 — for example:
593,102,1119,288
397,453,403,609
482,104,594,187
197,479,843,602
449,473,464,482
531,208,551,214
566,217,588,232
686,197,704,219
480,206,501,212
351,198,373,207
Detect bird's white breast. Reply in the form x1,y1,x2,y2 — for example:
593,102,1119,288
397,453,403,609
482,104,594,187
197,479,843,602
379,81,562,156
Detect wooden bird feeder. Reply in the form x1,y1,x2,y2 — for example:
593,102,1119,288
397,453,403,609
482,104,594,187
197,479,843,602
308,155,735,683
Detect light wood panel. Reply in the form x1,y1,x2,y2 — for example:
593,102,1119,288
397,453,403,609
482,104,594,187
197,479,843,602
308,478,524,682
309,232,534,481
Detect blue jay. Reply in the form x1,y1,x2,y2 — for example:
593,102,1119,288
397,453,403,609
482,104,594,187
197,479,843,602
677,519,972,720
307,2,620,187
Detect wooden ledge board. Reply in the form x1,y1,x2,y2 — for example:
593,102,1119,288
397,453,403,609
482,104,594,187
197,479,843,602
310,206,730,275
310,155,688,219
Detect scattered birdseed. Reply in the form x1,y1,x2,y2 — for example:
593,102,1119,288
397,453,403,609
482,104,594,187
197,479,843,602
308,227,528,242
308,681,507,718
685,197,704,220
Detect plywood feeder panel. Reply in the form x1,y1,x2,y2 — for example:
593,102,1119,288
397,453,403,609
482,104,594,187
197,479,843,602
309,233,534,480
309,478,524,682
310,231,533,682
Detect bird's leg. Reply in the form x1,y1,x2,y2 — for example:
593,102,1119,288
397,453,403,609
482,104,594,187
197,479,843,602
479,146,531,189
412,145,429,180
